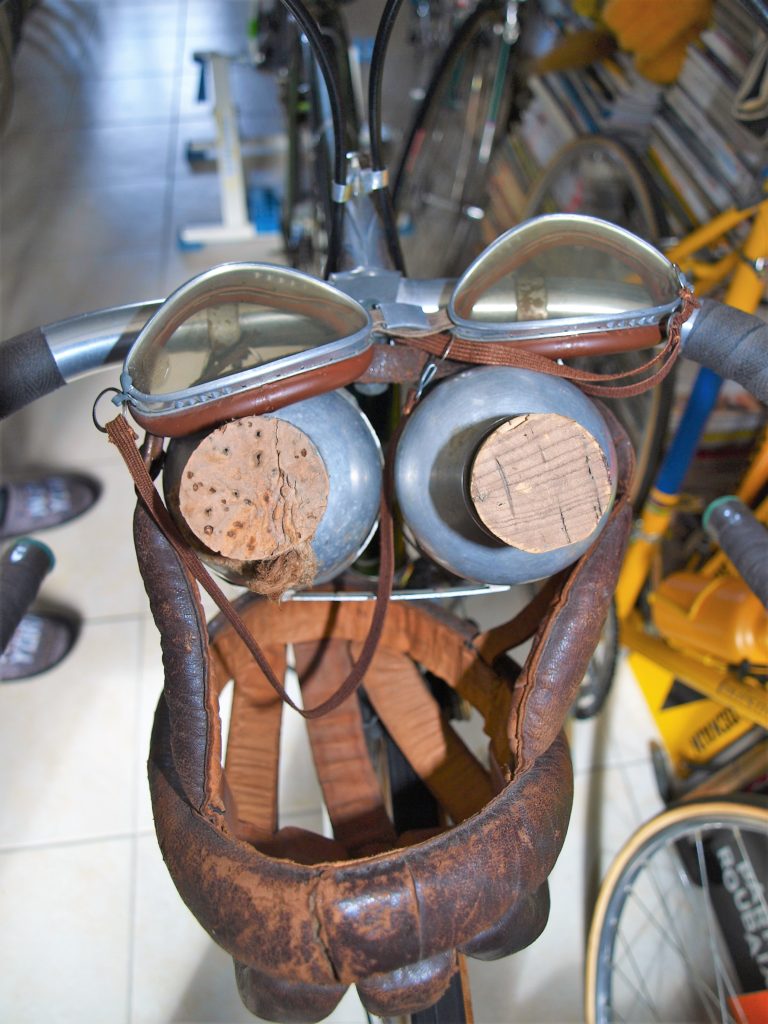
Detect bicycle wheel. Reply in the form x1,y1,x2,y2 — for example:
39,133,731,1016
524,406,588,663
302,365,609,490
393,0,522,279
523,135,674,507
572,600,618,720
585,798,768,1024
523,136,664,243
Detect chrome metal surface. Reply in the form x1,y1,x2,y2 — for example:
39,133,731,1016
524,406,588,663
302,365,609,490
395,366,618,585
46,301,161,381
449,213,684,341
376,302,432,332
396,275,453,315
162,389,382,587
284,583,513,602
332,268,402,303
122,262,373,416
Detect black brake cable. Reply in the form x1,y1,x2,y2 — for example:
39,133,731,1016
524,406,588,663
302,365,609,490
368,0,406,273
279,0,348,275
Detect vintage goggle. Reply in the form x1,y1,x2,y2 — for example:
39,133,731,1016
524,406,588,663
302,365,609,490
118,215,688,436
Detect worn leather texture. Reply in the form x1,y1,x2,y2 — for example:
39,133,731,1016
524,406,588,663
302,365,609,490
137,405,634,1022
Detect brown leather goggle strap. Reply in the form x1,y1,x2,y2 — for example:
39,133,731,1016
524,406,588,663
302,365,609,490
391,288,696,400
108,412,394,720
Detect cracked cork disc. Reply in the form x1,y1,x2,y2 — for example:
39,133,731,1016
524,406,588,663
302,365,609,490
177,416,329,561
469,413,612,554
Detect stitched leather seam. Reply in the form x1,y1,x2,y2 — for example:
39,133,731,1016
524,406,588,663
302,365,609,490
311,873,343,983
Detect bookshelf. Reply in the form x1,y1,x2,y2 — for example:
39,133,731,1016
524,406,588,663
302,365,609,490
487,0,767,246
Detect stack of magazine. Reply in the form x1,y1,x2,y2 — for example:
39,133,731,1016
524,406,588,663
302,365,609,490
487,0,766,242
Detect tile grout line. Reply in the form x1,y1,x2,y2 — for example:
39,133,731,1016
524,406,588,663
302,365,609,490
159,0,192,292
0,828,156,856
125,611,152,1024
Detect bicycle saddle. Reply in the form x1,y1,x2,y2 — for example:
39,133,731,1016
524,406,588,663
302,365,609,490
138,408,633,1022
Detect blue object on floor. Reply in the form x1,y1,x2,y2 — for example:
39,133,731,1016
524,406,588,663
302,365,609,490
176,231,205,251
248,187,282,232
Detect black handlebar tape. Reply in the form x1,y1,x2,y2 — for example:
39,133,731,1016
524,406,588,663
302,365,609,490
704,497,768,607
0,327,65,419
680,299,768,403
0,538,55,653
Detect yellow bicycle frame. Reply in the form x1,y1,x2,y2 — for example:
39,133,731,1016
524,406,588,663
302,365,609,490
613,196,768,775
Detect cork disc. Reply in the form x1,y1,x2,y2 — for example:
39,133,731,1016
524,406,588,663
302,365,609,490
178,416,329,560
469,413,612,553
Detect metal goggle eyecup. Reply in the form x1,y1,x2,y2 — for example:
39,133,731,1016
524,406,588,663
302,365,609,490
118,214,688,436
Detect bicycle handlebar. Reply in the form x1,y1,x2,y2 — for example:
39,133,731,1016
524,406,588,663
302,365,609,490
0,301,160,419
704,496,768,607
1,294,767,421
679,298,768,403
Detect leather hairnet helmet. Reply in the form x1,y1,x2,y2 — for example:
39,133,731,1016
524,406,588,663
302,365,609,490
137,409,633,1022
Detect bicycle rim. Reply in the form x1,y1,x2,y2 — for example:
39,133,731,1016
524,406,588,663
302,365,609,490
523,136,664,243
523,135,672,508
393,3,516,279
585,799,768,1024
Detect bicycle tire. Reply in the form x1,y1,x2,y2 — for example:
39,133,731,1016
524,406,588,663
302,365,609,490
585,797,768,1024
392,0,521,279
522,136,664,243
572,600,618,720
523,135,674,508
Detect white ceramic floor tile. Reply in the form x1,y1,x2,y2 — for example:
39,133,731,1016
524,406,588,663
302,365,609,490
0,616,141,847
178,62,282,125
5,181,168,268
80,29,184,80
3,60,77,134
11,3,98,84
0,837,132,1023
132,808,331,1024
567,653,663,775
183,1,253,44
0,244,164,339
162,231,286,295
67,73,180,127
42,124,175,189
131,833,253,1024
467,756,660,1024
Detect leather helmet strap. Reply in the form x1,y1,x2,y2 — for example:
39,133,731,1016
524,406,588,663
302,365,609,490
106,413,395,720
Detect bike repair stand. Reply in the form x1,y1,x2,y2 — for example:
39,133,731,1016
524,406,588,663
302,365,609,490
179,51,285,249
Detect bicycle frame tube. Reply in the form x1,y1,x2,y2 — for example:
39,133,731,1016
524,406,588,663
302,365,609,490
614,199,768,618
477,1,520,164
620,613,768,732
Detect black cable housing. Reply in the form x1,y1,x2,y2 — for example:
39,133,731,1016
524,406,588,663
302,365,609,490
278,0,348,274
369,0,404,172
368,0,407,272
